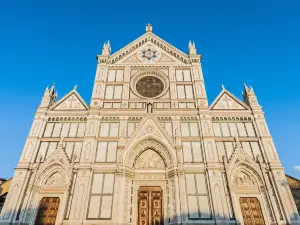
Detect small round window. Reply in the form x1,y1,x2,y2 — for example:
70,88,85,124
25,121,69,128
136,76,164,98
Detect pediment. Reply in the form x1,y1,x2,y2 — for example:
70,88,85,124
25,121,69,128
210,88,249,110
227,140,259,175
43,140,71,166
115,42,185,65
50,88,89,111
36,139,72,185
125,115,174,151
106,32,190,64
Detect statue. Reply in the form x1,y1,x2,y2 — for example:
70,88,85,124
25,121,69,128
234,135,242,149
147,102,153,113
58,136,65,149
146,23,153,33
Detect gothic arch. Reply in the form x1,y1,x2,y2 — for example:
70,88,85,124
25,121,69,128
123,137,176,169
230,163,264,190
36,163,69,187
133,149,166,169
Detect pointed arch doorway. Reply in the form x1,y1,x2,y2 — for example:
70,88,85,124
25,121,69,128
123,138,177,225
133,149,167,225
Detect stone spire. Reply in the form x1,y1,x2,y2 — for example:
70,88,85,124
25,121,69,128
243,83,261,110
39,84,57,109
145,23,153,33
102,40,111,56
188,40,197,55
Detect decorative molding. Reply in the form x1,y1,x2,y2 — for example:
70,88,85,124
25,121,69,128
212,116,252,122
47,116,87,122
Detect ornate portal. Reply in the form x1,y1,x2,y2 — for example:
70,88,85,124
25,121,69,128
35,197,60,225
136,76,164,98
138,187,163,225
240,197,265,225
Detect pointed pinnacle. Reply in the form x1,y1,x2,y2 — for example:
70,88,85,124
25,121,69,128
74,85,77,90
244,82,249,90
222,84,225,90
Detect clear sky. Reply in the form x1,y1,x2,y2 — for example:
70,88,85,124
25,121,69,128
0,0,299,179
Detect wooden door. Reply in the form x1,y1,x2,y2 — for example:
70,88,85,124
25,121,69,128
35,197,60,225
240,197,265,225
138,187,163,225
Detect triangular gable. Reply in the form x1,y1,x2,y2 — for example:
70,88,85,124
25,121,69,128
105,32,190,64
125,115,174,150
226,138,260,174
50,88,89,111
35,139,73,185
209,88,249,110
224,138,265,190
116,42,185,65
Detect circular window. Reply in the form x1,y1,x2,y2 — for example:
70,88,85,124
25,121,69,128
136,76,164,98
131,70,169,99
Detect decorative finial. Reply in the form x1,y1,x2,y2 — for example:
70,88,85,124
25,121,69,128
222,84,225,90
102,40,111,56
49,83,55,93
58,137,65,149
234,135,242,148
74,85,77,90
188,40,197,55
146,23,153,33
72,154,77,162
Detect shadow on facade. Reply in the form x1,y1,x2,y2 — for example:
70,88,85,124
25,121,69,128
0,208,243,225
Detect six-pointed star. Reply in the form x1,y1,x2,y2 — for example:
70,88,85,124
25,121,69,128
141,48,157,60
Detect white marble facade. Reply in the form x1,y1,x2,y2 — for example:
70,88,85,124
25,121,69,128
1,24,299,225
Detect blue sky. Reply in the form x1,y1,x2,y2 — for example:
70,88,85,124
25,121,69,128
0,0,299,179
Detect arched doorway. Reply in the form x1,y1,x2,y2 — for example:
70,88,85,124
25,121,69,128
231,169,269,225
122,137,177,225
133,149,166,225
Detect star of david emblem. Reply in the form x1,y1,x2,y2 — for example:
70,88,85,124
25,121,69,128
141,48,157,60
137,46,161,62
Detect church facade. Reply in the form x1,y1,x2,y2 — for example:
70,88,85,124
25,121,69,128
1,24,299,225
